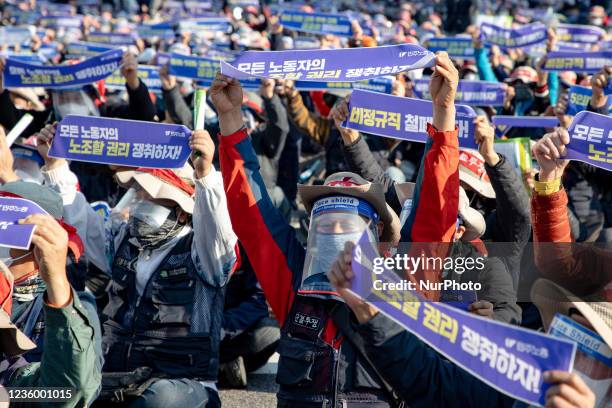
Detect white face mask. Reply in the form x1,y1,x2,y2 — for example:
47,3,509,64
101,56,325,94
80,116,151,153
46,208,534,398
131,200,172,231
14,159,44,184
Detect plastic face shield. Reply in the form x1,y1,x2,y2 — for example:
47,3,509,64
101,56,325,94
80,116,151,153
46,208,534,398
301,196,379,285
52,89,100,120
110,186,172,233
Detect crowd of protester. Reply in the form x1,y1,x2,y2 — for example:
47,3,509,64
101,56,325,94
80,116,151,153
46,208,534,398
0,0,610,407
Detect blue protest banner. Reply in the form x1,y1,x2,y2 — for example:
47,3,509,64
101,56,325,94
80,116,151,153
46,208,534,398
566,111,612,172
136,25,176,40
3,49,123,88
203,46,238,61
567,85,612,116
165,53,219,80
600,40,612,50
543,51,612,73
105,65,162,93
39,15,83,29
279,10,353,37
426,37,480,60
0,26,34,47
48,115,192,169
221,44,435,82
492,116,559,136
184,0,213,13
65,41,117,58
178,17,232,34
295,76,394,94
555,24,605,45
1,52,46,64
342,89,478,149
413,79,505,106
0,197,48,250
349,231,577,406
87,31,136,46
481,22,547,49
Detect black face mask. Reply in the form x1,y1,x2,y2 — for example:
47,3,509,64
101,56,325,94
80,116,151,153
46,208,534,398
514,84,534,102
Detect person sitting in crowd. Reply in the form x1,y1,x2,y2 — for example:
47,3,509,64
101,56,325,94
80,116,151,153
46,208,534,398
34,123,237,407
212,50,462,407
0,217,100,407
330,97,522,323
0,52,157,206
0,125,104,374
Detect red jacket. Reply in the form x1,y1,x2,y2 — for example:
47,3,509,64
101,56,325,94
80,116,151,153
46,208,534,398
532,189,611,297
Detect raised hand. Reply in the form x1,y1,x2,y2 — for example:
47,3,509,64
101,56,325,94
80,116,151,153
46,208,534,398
468,300,494,318
554,93,573,129
121,52,140,90
543,371,595,408
330,96,360,145
430,52,458,131
259,78,275,100
532,128,570,182
159,64,177,91
590,66,611,109
210,72,244,136
189,129,215,178
473,116,499,166
327,241,379,324
210,72,243,115
19,214,71,307
35,123,65,171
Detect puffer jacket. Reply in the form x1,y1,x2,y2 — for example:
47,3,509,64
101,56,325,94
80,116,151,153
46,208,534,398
531,189,612,297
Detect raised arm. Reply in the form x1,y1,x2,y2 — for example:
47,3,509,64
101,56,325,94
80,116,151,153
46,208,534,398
474,117,530,289
160,64,193,127
211,73,305,325
531,129,611,296
105,52,157,121
284,82,332,146
36,124,111,275
331,98,401,212
408,52,460,244
189,129,238,287
255,79,290,160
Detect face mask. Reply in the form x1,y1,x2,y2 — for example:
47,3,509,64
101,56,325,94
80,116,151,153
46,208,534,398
54,102,92,120
14,166,43,185
310,231,365,277
130,200,172,231
514,84,534,102
463,72,478,81
590,18,603,26
128,203,181,249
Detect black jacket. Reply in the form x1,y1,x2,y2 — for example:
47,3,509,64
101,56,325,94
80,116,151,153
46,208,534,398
251,94,290,190
354,312,515,408
162,85,193,127
482,154,532,289
445,241,522,324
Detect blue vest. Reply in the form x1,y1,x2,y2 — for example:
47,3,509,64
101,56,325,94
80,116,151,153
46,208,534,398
102,232,221,381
